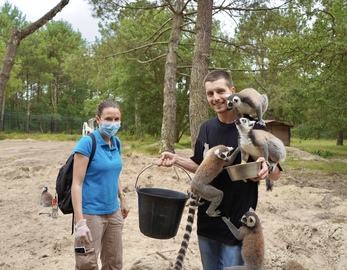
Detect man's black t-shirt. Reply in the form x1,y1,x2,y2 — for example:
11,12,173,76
191,116,264,245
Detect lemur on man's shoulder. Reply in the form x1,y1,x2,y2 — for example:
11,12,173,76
227,88,268,126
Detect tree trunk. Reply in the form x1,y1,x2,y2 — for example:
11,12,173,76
189,0,213,149
0,0,69,131
25,82,31,133
336,131,343,146
0,95,5,131
0,29,21,131
159,0,184,153
135,93,142,139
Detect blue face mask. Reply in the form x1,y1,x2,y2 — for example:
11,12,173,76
101,122,121,137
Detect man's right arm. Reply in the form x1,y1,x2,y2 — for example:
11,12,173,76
157,151,198,173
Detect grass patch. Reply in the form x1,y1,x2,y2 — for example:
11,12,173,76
0,132,81,141
284,159,347,175
124,142,160,156
122,135,192,156
291,138,346,160
286,138,347,174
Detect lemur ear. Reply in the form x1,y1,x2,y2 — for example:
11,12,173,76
249,121,256,127
249,207,255,212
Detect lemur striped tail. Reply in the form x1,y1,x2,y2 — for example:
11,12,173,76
174,193,200,270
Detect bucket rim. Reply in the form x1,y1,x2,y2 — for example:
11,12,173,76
135,163,192,190
136,187,189,200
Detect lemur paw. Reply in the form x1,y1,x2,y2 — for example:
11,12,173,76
265,161,274,173
206,210,221,217
195,200,204,206
257,120,266,126
222,216,230,223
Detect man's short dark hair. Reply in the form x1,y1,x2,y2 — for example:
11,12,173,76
203,70,234,88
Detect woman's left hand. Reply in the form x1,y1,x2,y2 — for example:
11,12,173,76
120,197,130,219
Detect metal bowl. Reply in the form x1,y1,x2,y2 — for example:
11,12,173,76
225,162,261,181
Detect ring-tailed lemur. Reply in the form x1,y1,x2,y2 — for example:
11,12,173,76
191,145,239,217
222,208,264,270
174,193,199,270
40,186,53,207
227,88,268,126
235,117,286,190
174,145,240,270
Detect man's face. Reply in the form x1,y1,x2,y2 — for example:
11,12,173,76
205,78,235,114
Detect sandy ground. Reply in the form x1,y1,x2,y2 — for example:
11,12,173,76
0,139,346,270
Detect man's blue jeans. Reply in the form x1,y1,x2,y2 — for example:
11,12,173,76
198,235,243,270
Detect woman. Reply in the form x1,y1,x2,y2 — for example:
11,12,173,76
71,99,129,269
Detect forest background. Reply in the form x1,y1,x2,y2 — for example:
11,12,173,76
0,0,346,151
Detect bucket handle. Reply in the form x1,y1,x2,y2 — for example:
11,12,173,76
135,163,192,189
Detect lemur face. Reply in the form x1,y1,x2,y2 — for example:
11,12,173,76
241,213,257,228
231,96,241,106
235,118,256,132
214,146,234,162
226,94,242,110
226,94,234,110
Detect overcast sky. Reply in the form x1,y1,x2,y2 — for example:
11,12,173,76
2,0,101,43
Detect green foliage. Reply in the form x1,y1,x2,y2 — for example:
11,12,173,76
1,4,91,132
88,2,194,138
0,2,26,39
2,0,347,143
0,2,25,98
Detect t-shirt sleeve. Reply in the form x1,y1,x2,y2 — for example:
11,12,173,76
72,135,93,158
190,123,208,165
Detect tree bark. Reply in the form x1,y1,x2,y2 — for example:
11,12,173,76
0,0,69,131
189,0,212,149
159,0,184,153
336,131,344,146
135,92,142,139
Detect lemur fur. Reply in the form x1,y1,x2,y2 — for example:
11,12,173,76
227,88,268,126
222,208,264,270
191,145,239,217
174,145,240,270
235,117,286,191
173,193,199,270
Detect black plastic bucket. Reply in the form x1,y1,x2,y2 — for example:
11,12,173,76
135,164,190,239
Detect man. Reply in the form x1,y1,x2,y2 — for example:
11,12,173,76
157,70,281,269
